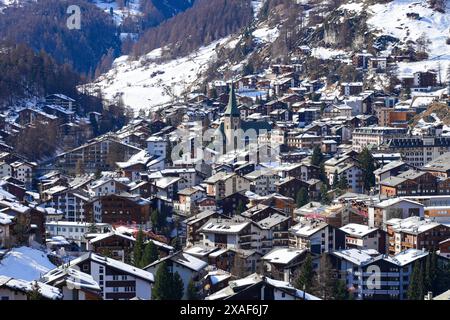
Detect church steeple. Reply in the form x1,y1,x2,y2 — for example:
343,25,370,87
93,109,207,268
224,83,240,117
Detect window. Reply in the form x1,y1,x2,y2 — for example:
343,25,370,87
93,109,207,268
1,297,9,300
113,287,119,293
83,264,89,271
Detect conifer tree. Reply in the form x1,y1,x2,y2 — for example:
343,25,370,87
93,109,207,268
313,253,336,299
187,279,199,300
133,228,145,267
28,281,43,300
311,146,324,166
152,261,173,300
408,261,425,300
171,272,184,300
358,148,376,192
294,253,314,292
296,187,309,207
141,241,159,267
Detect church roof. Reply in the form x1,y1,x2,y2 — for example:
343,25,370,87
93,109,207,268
224,84,240,117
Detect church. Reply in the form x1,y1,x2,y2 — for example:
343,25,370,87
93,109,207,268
218,84,272,155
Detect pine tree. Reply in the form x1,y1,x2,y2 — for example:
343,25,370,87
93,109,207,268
294,253,314,292
311,146,324,166
408,261,425,300
333,280,349,300
296,187,309,207
133,228,145,267
320,184,330,205
236,200,246,214
337,175,349,191
152,261,173,300
313,253,336,300
28,281,43,300
424,253,433,292
187,279,199,300
171,272,184,300
358,148,376,192
151,209,159,231
171,237,182,251
141,241,159,267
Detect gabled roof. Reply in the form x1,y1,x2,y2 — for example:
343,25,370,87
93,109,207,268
54,252,154,283
145,251,207,272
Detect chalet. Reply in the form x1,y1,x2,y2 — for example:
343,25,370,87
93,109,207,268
42,268,102,300
145,251,207,300
0,276,62,300
262,248,307,282
205,273,320,300
45,252,154,300
385,216,450,255
84,193,151,226
340,223,386,253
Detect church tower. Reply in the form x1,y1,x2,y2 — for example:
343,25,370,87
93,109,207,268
223,84,241,153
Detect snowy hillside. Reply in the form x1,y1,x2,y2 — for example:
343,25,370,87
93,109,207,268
367,0,450,79
87,0,450,111
0,247,56,281
84,37,234,112
93,0,142,25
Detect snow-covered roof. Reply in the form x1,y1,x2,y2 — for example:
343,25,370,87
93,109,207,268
0,247,56,281
0,276,62,300
60,253,154,282
262,248,306,265
147,251,207,272
340,223,378,238
43,267,101,292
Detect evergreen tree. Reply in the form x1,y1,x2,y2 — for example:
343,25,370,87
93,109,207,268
358,148,376,192
294,254,314,292
333,280,349,300
133,228,145,267
313,253,336,300
236,200,246,214
320,184,330,205
141,241,159,267
171,237,182,251
319,163,328,185
28,281,43,300
337,175,349,191
296,187,309,207
152,261,173,300
311,146,324,166
171,272,184,300
408,261,425,300
151,209,159,231
186,279,199,300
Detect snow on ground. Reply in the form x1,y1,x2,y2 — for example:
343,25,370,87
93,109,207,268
85,37,231,111
367,0,450,78
251,0,264,19
253,26,279,44
0,246,56,281
339,1,364,13
311,47,347,60
93,0,142,25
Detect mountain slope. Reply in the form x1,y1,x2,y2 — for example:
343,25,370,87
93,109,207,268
86,0,450,111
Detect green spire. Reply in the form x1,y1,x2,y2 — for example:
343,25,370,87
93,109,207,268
224,83,240,117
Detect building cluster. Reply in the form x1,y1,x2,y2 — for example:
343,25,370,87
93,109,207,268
0,48,450,300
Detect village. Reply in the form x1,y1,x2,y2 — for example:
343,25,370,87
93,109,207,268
0,45,449,301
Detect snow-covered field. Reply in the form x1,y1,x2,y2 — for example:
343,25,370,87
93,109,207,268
85,37,232,112
367,0,450,78
311,47,348,60
92,0,142,25
0,246,56,281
